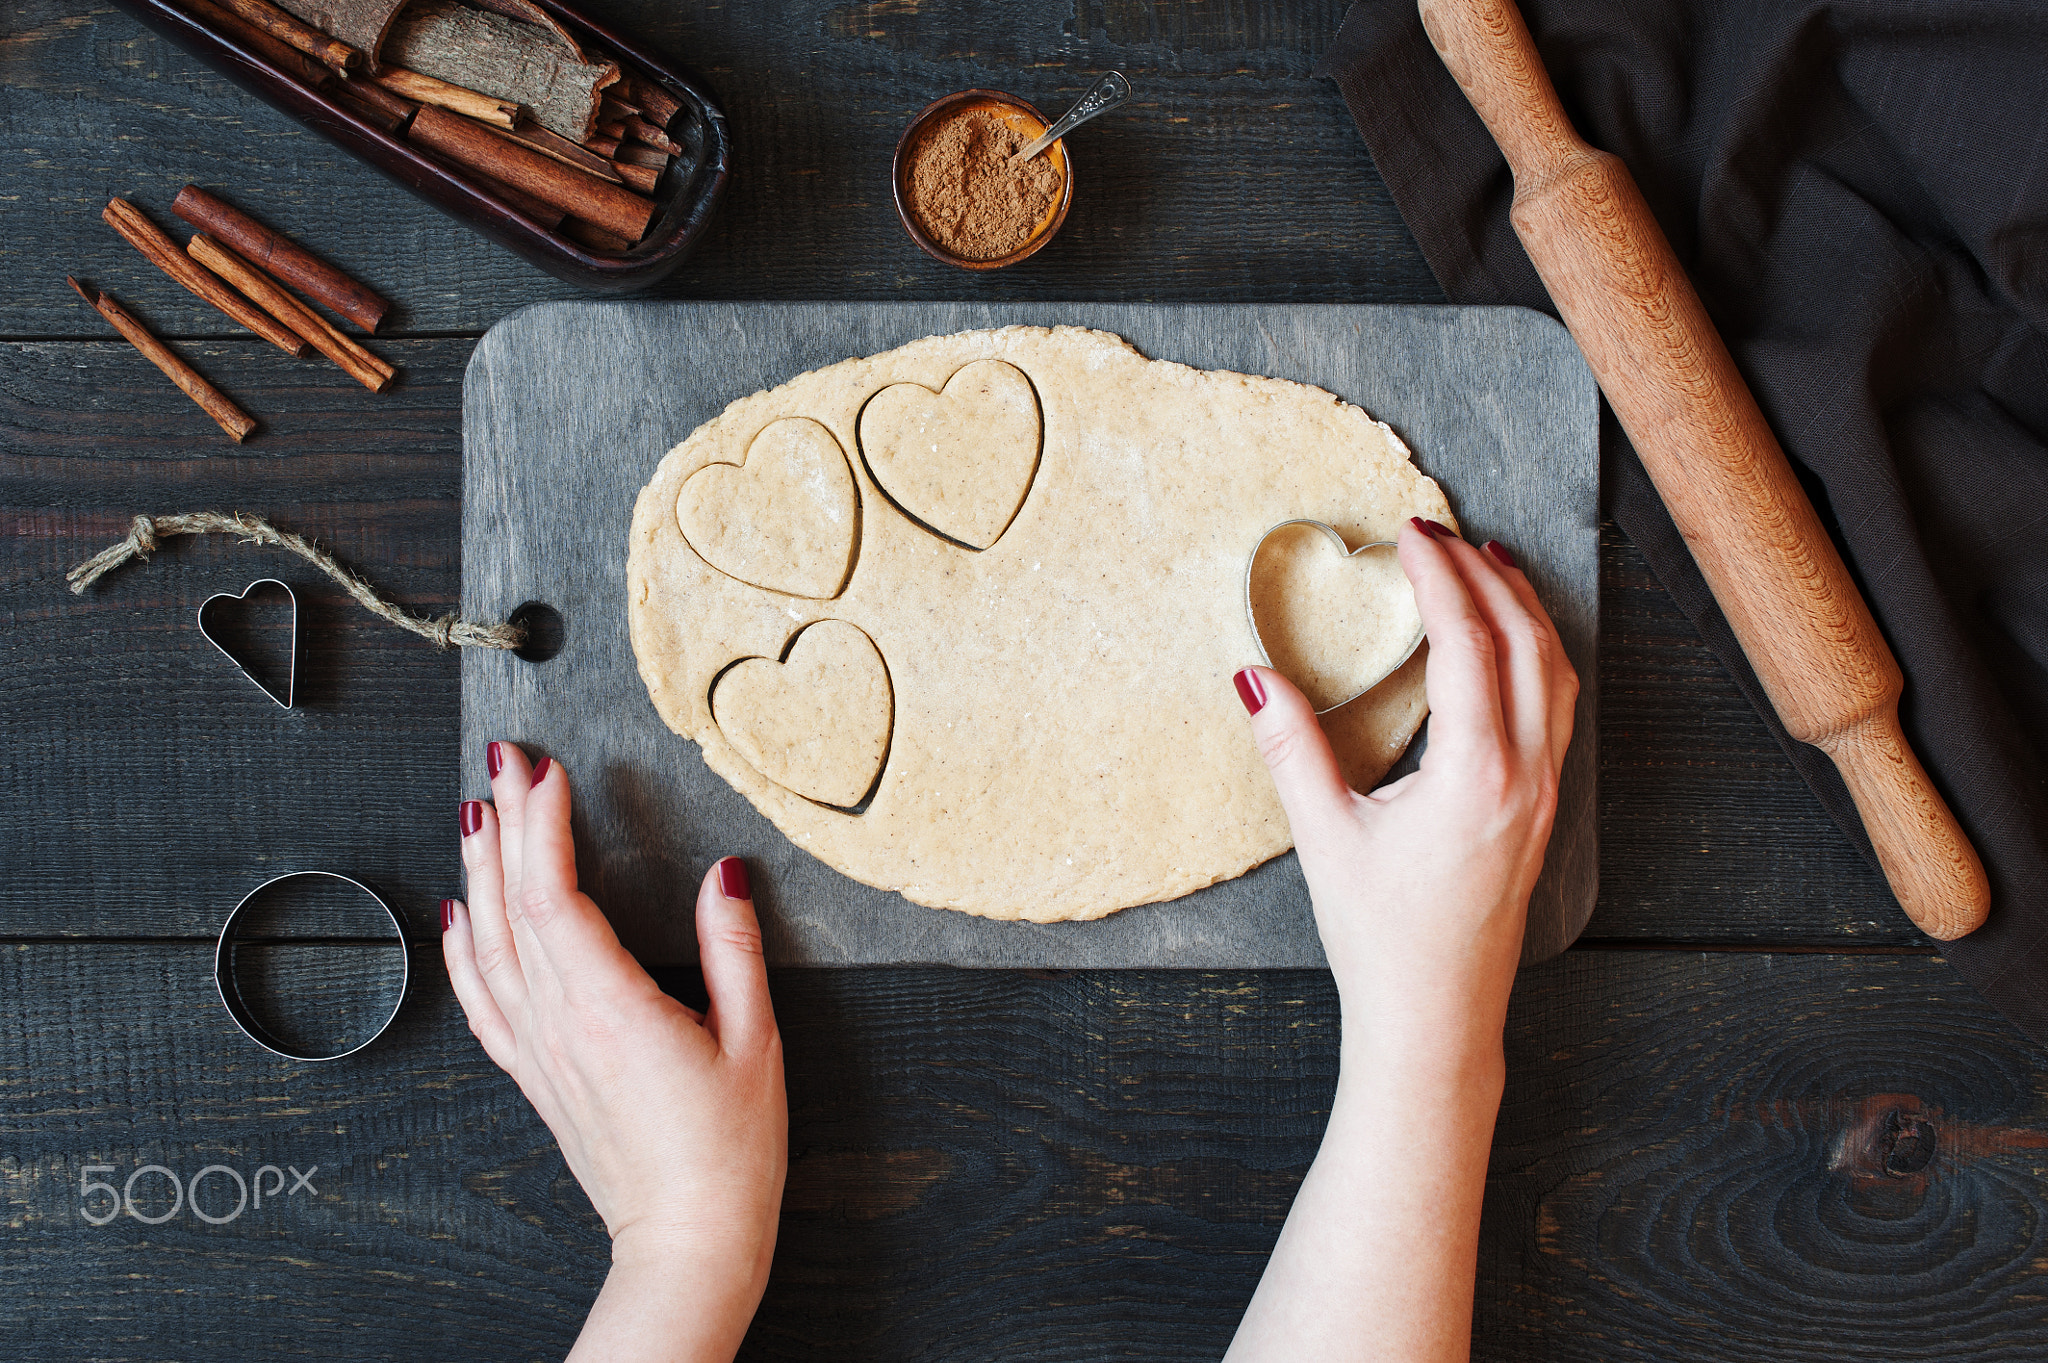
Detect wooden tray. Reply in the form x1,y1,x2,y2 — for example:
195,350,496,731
108,0,730,292
461,302,1600,967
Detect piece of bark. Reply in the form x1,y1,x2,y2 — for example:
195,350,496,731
373,65,517,127
68,277,257,442
385,0,618,142
188,234,395,393
490,119,622,182
610,159,659,194
216,0,359,70
621,115,676,154
183,0,335,85
269,0,403,67
460,0,585,60
611,143,667,170
561,218,631,253
407,105,652,240
173,185,391,334
101,198,309,357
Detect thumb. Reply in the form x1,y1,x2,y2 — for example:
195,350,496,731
1234,666,1353,835
695,857,776,1051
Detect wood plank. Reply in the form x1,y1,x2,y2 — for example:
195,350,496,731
2,945,2041,1359
1,338,469,938
1,0,1443,338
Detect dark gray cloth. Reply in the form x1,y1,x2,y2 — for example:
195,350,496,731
1315,1,2048,1042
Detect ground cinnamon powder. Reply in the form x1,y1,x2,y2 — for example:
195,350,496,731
904,106,1065,261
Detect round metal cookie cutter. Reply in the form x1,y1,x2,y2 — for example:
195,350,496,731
214,870,410,1062
1244,519,1429,715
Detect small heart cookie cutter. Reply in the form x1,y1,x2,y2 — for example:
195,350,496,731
1245,519,1428,714
198,577,298,709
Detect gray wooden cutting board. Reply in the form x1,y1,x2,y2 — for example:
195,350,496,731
462,302,1599,968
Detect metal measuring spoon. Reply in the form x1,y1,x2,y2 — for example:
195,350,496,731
1013,71,1131,162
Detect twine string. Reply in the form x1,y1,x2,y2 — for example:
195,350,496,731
66,511,526,651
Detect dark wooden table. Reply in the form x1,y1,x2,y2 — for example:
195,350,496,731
6,2,2045,1359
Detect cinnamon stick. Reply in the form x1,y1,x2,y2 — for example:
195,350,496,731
183,0,334,86
333,75,419,130
468,169,567,229
598,95,641,123
101,199,309,358
174,185,391,333
610,159,659,194
373,65,517,127
68,277,257,442
612,143,667,170
214,0,360,70
562,219,631,253
621,115,676,155
625,75,680,127
331,80,408,132
593,119,626,142
408,105,653,241
490,119,622,182
188,234,395,393
582,134,620,158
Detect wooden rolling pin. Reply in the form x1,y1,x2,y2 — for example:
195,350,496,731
1417,0,1990,939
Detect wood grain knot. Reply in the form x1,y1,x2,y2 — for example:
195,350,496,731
1879,1108,1937,1177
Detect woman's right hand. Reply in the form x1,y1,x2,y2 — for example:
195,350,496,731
1225,518,1578,1363
1234,518,1578,1048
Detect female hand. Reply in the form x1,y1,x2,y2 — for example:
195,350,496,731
1226,518,1577,1363
443,742,786,1362
1237,518,1578,1047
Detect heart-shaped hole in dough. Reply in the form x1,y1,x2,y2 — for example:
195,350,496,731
678,416,858,599
712,621,893,809
1247,521,1425,712
858,359,1040,550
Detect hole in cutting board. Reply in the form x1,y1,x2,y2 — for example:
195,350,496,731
510,601,566,663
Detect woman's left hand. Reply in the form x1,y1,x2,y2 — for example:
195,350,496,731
443,741,785,1361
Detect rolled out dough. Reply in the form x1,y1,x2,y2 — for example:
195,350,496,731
628,326,1453,922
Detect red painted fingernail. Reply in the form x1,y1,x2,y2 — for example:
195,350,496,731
1484,539,1518,568
1424,519,1456,540
718,856,751,900
459,801,484,837
530,756,552,788
440,899,456,933
1409,516,1433,538
486,741,504,779
1233,667,1267,716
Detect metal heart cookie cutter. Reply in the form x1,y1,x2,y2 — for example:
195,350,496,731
198,577,297,709
1244,519,1428,715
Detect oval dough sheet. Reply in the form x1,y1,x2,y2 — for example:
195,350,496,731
628,326,1453,922
712,621,892,808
